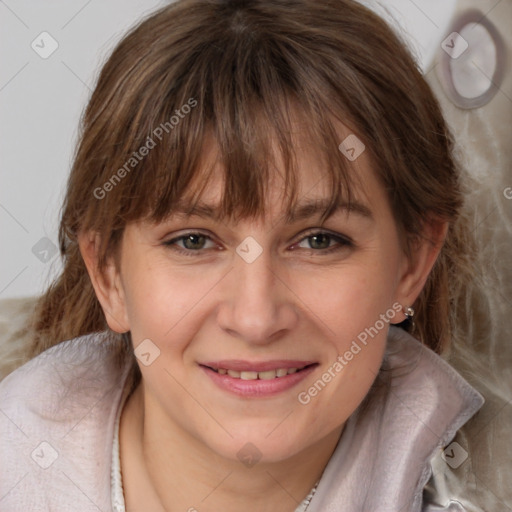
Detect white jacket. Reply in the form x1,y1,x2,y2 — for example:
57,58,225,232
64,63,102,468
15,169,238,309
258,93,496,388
0,326,484,511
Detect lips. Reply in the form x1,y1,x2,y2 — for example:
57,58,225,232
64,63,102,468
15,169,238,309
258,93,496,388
201,360,316,372
200,360,317,396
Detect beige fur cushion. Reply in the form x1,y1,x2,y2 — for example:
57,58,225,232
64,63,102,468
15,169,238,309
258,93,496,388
0,297,38,381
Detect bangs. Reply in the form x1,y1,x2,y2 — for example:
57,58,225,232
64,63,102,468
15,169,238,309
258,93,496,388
102,5,365,229
142,94,358,226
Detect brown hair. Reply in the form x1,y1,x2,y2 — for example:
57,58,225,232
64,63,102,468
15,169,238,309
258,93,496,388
29,0,475,362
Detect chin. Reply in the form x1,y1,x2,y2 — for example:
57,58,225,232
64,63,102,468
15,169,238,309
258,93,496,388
205,423,315,466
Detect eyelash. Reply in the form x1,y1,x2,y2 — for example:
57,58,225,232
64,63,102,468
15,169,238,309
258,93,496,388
163,230,354,257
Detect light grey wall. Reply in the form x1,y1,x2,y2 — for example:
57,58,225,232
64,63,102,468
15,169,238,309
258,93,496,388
0,0,456,299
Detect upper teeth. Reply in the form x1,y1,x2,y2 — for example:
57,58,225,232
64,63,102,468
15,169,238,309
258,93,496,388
216,367,301,380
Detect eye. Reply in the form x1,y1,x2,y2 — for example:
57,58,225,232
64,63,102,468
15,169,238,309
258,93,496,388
293,230,353,253
163,229,353,257
163,232,218,255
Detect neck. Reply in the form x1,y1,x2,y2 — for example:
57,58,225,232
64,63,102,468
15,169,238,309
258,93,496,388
120,381,343,512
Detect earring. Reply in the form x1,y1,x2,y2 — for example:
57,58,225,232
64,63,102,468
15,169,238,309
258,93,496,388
402,305,415,329
404,306,415,320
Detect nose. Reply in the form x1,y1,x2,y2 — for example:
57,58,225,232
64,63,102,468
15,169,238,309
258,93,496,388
216,247,299,345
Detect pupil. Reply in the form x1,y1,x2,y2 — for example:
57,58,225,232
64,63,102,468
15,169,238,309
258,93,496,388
184,234,205,250
310,234,330,249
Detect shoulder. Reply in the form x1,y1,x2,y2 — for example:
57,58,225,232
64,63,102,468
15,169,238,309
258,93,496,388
0,330,130,412
0,331,135,511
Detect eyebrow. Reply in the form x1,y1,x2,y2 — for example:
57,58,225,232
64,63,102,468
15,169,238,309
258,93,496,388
171,198,373,223
283,198,373,223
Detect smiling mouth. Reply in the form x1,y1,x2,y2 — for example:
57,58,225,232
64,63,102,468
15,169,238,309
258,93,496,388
203,364,316,381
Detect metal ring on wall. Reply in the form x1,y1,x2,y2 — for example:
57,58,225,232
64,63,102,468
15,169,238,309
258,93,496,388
437,9,506,109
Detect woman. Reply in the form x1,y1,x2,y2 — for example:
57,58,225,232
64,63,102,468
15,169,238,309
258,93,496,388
0,0,484,510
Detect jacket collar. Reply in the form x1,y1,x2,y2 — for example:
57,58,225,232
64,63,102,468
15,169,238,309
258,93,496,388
307,326,484,511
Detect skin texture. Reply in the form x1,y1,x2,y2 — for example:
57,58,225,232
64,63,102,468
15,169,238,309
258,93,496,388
79,128,447,512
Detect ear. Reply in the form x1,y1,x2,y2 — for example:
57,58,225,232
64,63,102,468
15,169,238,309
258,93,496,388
393,219,449,322
78,230,130,333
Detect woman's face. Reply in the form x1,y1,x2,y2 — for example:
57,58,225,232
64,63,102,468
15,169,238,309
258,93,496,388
90,131,428,464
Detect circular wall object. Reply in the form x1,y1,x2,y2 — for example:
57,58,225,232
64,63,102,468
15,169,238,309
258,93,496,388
437,9,505,109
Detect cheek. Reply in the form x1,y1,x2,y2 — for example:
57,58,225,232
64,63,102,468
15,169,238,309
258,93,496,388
291,258,396,342
121,266,171,341
121,256,222,351
288,258,396,429
295,297,389,442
